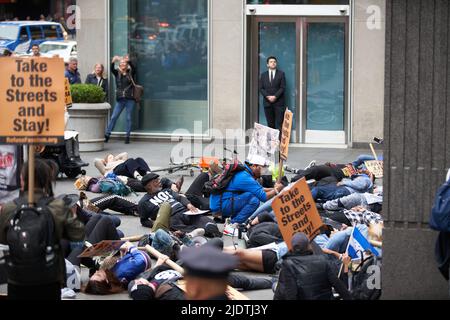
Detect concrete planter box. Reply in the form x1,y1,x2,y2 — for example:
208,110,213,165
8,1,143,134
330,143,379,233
67,103,111,152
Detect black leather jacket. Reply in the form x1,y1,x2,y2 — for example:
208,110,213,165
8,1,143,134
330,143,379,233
111,62,137,101
274,252,352,300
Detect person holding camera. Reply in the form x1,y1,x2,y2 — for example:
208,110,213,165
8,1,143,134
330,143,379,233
105,55,137,145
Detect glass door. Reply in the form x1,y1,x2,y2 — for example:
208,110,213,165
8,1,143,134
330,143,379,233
250,16,348,144
252,18,298,138
303,18,347,143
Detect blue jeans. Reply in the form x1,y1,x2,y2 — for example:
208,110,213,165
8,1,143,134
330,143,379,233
150,229,174,257
325,224,369,253
221,192,261,224
352,154,383,169
249,198,275,221
106,98,135,137
311,185,351,202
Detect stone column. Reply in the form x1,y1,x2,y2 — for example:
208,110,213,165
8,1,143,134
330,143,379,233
76,0,108,82
382,0,449,299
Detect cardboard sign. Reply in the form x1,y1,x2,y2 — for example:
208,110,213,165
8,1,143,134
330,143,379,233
176,280,250,301
365,160,383,178
0,57,65,145
271,178,324,251
64,78,72,109
341,164,358,177
280,110,293,161
248,123,280,166
77,240,126,258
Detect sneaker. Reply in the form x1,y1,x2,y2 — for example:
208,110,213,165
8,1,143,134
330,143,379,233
223,222,239,237
187,228,205,238
304,160,316,170
271,275,279,292
204,222,223,238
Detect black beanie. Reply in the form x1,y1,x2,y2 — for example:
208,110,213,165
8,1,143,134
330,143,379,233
130,284,155,300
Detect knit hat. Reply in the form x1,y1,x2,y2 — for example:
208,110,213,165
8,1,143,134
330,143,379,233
291,232,310,253
129,284,155,300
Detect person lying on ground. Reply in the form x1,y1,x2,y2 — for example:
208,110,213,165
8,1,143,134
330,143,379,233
128,244,273,301
138,173,222,236
291,162,359,184
79,192,139,216
94,152,152,180
320,186,382,212
352,154,383,170
311,170,374,203
83,242,152,295
320,206,383,227
62,203,125,273
273,232,352,300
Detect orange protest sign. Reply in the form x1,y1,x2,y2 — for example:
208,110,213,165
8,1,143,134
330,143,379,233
280,109,293,161
271,178,324,251
64,77,72,109
0,57,65,145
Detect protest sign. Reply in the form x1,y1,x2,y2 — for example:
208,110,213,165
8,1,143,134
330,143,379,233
64,77,73,109
0,57,65,145
77,240,126,258
248,123,279,166
280,110,293,161
365,160,383,178
271,178,323,251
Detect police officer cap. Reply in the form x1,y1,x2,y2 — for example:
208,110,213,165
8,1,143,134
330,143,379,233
141,172,160,187
179,246,238,279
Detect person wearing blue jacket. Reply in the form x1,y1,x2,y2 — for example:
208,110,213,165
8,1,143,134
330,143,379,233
84,242,151,295
210,155,284,236
311,170,374,203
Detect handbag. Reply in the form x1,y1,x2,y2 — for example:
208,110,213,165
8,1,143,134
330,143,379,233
128,74,144,103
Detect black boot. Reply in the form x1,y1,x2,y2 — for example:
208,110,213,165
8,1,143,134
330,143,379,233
105,134,110,143
125,136,130,144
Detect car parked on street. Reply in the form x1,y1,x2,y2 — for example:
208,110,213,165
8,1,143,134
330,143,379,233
0,21,66,54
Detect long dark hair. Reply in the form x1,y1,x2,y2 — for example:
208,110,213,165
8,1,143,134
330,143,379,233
83,269,124,295
22,158,55,197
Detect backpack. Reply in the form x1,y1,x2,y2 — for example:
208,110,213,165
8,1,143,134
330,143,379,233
350,255,382,300
430,181,450,232
99,178,132,196
203,160,250,195
5,197,61,285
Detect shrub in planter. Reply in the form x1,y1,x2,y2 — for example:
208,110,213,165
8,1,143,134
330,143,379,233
71,84,106,103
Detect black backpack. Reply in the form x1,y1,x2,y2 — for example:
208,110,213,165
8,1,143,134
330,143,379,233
203,160,250,195
350,255,382,300
5,197,61,285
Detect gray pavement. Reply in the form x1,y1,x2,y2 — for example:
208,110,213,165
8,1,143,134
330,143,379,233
0,139,382,300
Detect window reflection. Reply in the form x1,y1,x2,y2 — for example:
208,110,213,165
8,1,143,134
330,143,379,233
110,0,208,135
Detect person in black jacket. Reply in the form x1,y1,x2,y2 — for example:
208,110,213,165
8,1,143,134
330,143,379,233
105,56,137,144
274,232,352,300
259,56,286,131
85,63,108,98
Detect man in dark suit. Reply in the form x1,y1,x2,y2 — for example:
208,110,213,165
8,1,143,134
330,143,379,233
259,56,287,131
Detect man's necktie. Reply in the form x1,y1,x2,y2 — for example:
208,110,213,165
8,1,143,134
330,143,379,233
270,71,274,83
